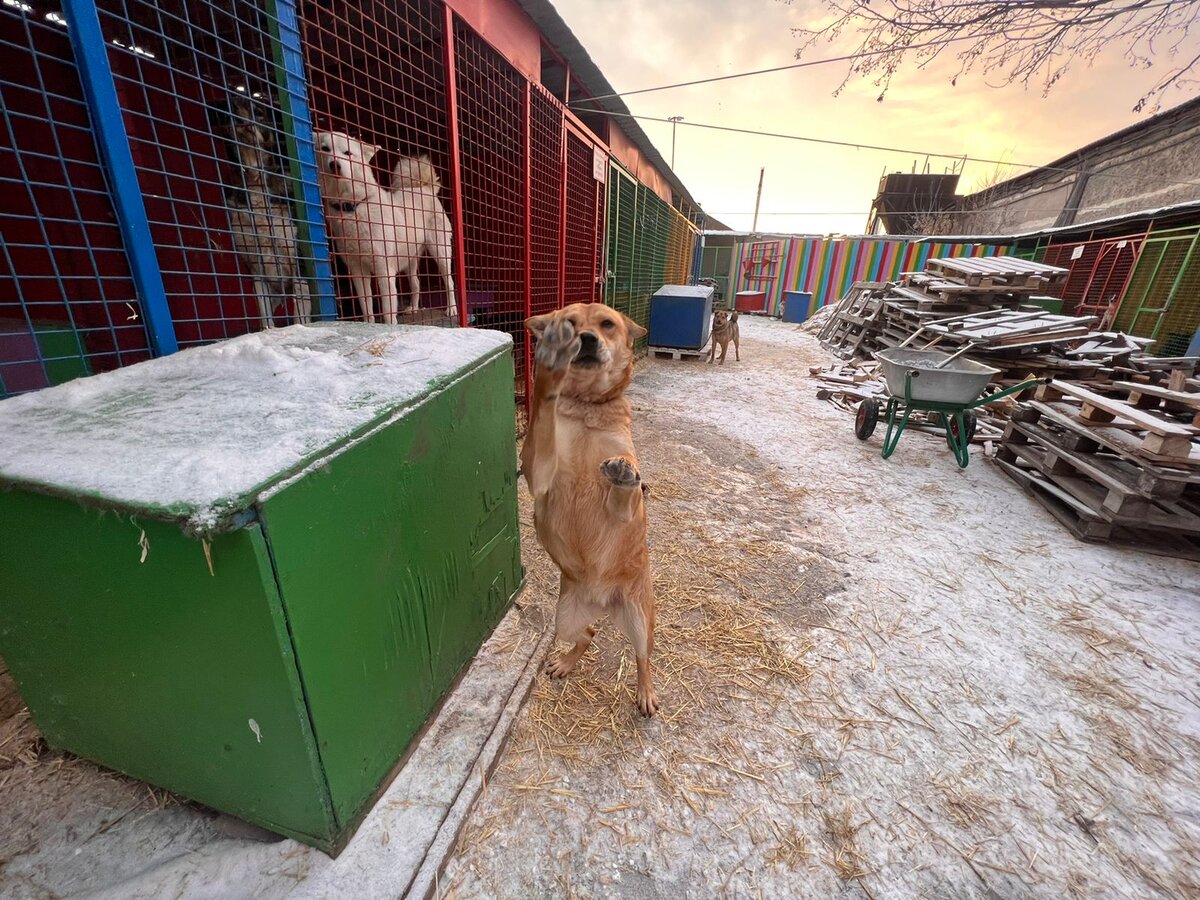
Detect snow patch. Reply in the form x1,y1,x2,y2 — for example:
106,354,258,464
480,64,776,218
0,324,510,533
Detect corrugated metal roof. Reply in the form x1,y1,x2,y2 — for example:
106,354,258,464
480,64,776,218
512,0,700,210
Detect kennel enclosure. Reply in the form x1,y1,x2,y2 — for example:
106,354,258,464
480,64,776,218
1,0,699,402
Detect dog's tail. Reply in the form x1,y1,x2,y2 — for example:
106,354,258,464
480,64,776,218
730,309,739,322
390,154,440,194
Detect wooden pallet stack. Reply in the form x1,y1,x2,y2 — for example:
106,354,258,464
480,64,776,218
996,376,1200,559
819,257,1092,366
815,282,890,358
893,255,1069,311
811,256,1200,558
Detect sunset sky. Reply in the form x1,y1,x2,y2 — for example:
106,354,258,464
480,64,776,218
554,0,1200,235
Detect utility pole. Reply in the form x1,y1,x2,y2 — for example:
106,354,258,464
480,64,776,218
667,116,684,169
751,167,764,233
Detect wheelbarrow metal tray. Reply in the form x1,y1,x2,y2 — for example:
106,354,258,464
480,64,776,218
0,323,524,854
875,349,999,405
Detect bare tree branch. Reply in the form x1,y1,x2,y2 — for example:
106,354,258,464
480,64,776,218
790,1,1200,111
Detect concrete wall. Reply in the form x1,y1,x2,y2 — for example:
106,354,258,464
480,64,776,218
953,100,1200,234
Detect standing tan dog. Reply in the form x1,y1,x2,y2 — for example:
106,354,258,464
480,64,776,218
522,303,659,716
708,309,740,365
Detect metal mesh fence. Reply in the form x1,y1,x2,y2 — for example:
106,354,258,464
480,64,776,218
1,0,637,401
602,164,696,337
1112,227,1200,355
99,0,330,343
2,0,153,395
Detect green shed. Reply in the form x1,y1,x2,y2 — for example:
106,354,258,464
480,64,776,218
0,323,523,854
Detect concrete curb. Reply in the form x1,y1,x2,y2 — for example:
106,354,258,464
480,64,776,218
404,623,554,899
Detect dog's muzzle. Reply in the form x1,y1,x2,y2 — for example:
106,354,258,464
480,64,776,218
574,331,602,366
326,158,340,175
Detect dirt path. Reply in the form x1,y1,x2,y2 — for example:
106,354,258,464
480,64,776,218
443,317,1200,899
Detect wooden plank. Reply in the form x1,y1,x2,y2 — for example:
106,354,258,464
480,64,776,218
995,459,1113,538
1037,382,1195,437
1029,401,1200,469
1003,438,1200,531
996,460,1200,560
1113,381,1200,411
1004,419,1188,500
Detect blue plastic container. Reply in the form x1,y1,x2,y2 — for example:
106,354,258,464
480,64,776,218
648,284,715,350
782,291,814,324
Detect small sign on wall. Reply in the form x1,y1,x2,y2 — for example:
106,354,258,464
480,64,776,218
1071,245,1085,260
593,146,607,183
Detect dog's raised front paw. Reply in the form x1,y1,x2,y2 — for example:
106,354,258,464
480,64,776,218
535,319,581,372
600,456,640,487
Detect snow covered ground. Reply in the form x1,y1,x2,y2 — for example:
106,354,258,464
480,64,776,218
2,318,1197,899
443,317,1200,899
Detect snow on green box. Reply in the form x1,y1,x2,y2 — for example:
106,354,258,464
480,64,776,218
0,324,512,535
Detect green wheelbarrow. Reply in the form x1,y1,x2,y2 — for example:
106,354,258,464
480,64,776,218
854,347,1049,468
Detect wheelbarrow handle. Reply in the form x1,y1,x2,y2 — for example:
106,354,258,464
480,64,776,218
968,375,1052,408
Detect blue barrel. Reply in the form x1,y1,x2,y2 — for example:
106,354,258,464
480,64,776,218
648,284,715,350
782,291,814,324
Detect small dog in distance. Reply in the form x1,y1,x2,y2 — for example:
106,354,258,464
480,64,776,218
708,308,740,365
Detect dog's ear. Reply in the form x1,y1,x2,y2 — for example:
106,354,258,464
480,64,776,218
525,313,554,337
362,142,381,163
620,313,647,342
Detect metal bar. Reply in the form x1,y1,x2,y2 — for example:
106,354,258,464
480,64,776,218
597,155,609,303
442,6,470,325
266,0,337,321
592,158,602,302
1124,241,1169,335
60,0,177,357
522,80,533,404
557,107,568,308
1150,231,1200,342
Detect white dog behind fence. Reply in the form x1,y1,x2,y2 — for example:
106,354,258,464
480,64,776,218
315,131,457,324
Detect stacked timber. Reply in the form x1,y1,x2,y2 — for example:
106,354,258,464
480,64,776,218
811,255,1200,558
997,377,1200,559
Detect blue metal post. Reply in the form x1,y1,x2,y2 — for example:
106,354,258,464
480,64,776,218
268,0,337,320
60,0,178,356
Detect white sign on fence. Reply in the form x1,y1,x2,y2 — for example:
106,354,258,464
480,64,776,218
593,146,607,183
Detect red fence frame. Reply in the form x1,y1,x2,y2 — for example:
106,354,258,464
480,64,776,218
1041,234,1146,325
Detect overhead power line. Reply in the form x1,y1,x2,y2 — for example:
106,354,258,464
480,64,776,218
568,34,979,106
586,109,1200,190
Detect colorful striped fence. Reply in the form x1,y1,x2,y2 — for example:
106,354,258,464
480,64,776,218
728,236,1014,317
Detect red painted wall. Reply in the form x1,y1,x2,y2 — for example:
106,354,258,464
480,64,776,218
446,0,541,81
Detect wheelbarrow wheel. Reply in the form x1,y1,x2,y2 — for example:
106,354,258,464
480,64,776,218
855,399,880,440
946,412,977,449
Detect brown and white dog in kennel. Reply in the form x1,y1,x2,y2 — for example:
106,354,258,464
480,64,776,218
210,97,310,327
521,303,659,716
708,308,740,364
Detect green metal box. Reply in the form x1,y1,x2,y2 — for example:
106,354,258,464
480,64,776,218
0,324,523,854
